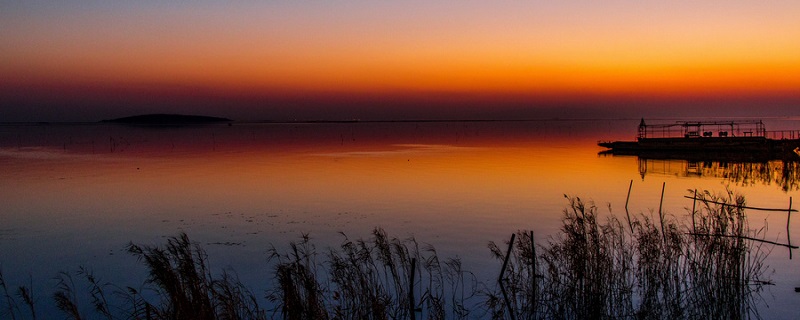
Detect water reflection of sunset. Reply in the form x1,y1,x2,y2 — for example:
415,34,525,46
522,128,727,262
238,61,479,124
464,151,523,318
1,121,798,319
1,122,629,232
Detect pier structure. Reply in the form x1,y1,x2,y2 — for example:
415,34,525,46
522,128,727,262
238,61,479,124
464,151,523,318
599,118,800,161
637,119,766,140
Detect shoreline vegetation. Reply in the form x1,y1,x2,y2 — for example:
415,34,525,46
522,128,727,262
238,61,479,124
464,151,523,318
1,191,775,319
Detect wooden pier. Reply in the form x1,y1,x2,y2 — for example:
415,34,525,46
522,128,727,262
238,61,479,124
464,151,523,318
599,119,800,160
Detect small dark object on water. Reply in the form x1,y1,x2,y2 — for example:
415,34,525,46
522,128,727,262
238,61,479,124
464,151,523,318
795,287,800,292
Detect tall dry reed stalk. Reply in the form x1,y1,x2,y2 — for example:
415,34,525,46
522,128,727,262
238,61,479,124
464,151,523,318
125,232,266,320
266,228,477,320
32,233,266,320
486,191,770,320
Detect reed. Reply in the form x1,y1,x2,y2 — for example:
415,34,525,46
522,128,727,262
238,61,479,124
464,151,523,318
38,233,266,320
53,272,82,320
265,233,327,320
486,191,770,319
266,228,477,320
18,285,36,320
0,190,774,319
1,269,20,320
125,232,266,320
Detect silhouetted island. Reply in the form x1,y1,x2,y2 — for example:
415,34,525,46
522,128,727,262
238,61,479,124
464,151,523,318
102,114,232,125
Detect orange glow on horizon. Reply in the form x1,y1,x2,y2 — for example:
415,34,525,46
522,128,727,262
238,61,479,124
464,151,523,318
2,1,799,110
5,56,800,99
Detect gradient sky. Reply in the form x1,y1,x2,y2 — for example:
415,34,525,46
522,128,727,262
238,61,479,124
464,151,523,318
2,1,800,121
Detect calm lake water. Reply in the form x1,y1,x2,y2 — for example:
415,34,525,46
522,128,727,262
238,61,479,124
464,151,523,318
1,119,799,318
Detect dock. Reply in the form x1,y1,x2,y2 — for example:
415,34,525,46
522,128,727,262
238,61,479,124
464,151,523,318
599,119,800,161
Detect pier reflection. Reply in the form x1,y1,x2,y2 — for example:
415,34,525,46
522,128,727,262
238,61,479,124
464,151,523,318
637,158,800,192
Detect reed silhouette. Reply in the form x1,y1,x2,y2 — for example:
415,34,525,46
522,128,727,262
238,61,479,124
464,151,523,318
0,191,774,320
266,229,477,319
486,191,770,319
124,233,266,319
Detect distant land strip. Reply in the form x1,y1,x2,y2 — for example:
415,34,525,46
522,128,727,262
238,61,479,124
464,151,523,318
250,118,637,124
8,116,790,126
101,114,232,124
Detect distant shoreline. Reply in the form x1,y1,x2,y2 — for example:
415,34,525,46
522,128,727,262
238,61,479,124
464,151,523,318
100,113,232,125
0,116,798,126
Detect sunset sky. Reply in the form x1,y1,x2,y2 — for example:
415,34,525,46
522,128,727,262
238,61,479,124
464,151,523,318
2,1,799,121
